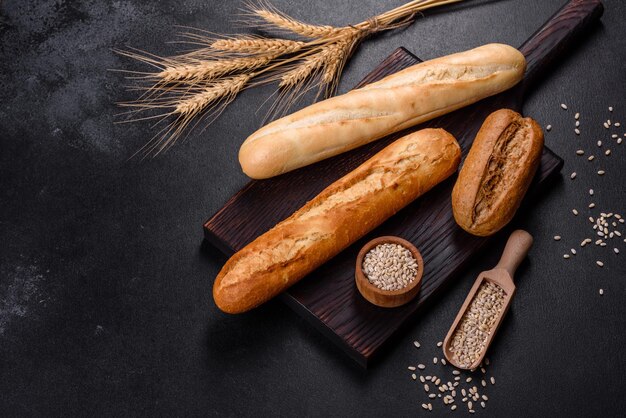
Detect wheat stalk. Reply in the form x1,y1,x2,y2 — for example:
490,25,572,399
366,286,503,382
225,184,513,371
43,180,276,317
175,74,250,116
116,0,464,156
158,56,271,82
211,37,305,55
128,74,251,157
246,2,340,38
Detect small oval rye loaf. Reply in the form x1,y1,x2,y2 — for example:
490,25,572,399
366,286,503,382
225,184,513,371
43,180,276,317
452,109,544,237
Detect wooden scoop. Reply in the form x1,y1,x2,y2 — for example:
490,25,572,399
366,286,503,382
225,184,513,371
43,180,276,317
443,230,533,370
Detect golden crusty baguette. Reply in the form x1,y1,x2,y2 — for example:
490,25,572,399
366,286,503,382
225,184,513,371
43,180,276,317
239,43,525,179
214,128,461,313
452,109,544,237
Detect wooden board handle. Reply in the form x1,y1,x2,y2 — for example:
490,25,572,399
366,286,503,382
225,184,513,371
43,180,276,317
495,230,534,278
520,0,604,94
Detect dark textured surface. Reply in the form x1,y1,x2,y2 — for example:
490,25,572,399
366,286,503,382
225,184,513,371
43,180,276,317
1,0,625,416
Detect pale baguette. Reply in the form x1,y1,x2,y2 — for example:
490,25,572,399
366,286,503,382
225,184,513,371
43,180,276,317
239,43,525,179
214,128,461,313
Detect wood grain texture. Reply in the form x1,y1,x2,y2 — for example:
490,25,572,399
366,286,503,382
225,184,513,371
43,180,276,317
204,0,604,367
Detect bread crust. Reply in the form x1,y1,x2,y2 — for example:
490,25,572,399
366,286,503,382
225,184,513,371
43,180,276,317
452,109,544,237
239,43,526,179
214,129,461,313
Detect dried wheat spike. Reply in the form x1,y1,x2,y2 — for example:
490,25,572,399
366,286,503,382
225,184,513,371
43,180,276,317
251,7,340,38
175,74,250,117
321,32,360,85
159,56,271,82
211,37,305,55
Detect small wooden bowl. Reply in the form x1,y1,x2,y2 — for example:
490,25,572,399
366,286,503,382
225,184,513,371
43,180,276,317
355,236,424,308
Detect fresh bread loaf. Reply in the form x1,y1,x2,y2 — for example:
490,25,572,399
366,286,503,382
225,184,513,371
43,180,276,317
214,129,461,313
452,109,544,237
239,43,525,179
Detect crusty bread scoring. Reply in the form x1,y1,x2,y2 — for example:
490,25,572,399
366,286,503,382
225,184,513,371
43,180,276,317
239,43,525,179
215,128,461,313
452,109,544,237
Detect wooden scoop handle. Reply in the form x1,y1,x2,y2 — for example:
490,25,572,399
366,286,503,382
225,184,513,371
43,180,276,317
495,230,534,279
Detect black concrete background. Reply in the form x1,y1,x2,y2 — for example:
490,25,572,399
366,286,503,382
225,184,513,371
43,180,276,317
1,0,625,416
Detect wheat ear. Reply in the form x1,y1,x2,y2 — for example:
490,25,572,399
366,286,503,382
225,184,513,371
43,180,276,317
246,2,340,38
158,56,271,82
132,74,251,157
211,37,305,55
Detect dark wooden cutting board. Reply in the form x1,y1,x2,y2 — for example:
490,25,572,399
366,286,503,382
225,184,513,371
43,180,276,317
204,0,603,367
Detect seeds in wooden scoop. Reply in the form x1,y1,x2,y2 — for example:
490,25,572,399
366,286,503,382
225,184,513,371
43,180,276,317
449,281,506,368
362,243,418,291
